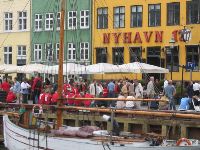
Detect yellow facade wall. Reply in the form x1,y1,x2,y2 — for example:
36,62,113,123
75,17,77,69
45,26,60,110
0,0,31,77
93,0,200,81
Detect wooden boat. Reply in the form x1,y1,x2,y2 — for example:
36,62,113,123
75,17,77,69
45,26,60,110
3,114,200,150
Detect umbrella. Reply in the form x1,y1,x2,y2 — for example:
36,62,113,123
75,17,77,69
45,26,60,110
45,63,86,75
17,64,48,74
0,64,18,74
77,63,120,74
119,62,169,74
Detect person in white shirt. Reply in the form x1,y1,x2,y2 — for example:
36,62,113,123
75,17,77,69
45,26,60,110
21,78,31,104
125,96,135,109
193,81,200,96
116,94,125,109
163,78,168,89
134,81,143,109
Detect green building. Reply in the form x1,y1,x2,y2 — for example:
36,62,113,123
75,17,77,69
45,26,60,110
31,0,92,68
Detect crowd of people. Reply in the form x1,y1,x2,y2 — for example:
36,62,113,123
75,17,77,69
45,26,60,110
0,74,200,111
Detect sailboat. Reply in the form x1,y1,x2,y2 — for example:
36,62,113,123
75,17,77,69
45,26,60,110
2,0,200,149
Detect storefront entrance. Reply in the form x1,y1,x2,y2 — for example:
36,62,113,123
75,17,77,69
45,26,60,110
147,47,161,80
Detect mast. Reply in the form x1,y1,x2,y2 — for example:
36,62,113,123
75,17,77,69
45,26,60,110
57,0,65,128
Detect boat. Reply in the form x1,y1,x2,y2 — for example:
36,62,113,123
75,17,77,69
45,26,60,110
2,0,200,149
3,114,200,150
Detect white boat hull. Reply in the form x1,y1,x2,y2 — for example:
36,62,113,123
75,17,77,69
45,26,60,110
3,115,200,150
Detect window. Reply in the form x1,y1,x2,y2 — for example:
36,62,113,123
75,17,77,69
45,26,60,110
35,14,43,31
18,11,27,30
68,43,76,60
45,13,54,30
186,45,200,71
167,3,180,25
129,47,142,62
113,47,124,65
80,10,89,29
96,48,107,63
57,12,61,30
56,43,59,60
34,44,42,61
4,47,12,64
68,11,77,29
114,6,125,28
17,46,26,65
148,4,161,26
97,7,108,29
131,5,142,27
165,46,179,72
45,43,53,62
187,0,200,24
4,12,12,31
80,42,89,60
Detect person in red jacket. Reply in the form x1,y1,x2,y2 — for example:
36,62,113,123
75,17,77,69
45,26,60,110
74,92,82,106
51,91,59,105
6,88,16,103
84,92,93,107
43,91,52,105
32,74,43,104
2,79,11,93
38,90,45,104
66,92,75,105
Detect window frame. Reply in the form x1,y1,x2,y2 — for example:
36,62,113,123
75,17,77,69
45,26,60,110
18,11,27,30
56,43,60,60
167,2,180,26
113,6,125,28
68,11,77,30
57,12,61,30
186,45,200,71
186,1,200,24
4,12,13,31
68,43,76,61
96,47,107,63
148,4,161,27
80,10,89,29
80,42,89,60
34,44,42,61
112,47,124,65
45,13,54,31
97,7,108,29
4,46,12,64
165,46,179,72
130,5,143,28
45,43,54,62
34,14,43,31
129,47,142,62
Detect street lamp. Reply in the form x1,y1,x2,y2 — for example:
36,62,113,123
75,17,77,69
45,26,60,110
169,36,175,80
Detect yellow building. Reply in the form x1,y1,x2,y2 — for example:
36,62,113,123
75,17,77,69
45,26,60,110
93,0,200,81
0,0,31,79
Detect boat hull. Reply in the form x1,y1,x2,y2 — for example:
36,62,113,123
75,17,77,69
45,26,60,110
3,115,200,150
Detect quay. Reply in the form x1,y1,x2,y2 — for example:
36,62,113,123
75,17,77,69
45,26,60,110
0,103,200,141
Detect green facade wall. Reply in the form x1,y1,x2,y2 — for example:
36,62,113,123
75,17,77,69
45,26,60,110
31,0,92,65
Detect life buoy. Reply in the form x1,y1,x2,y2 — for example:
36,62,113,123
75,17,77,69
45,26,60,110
176,138,192,146
32,104,43,118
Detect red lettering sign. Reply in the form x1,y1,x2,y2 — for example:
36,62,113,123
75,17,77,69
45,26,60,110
133,32,142,43
155,31,163,42
123,32,132,43
143,31,153,42
103,33,110,43
113,33,121,43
